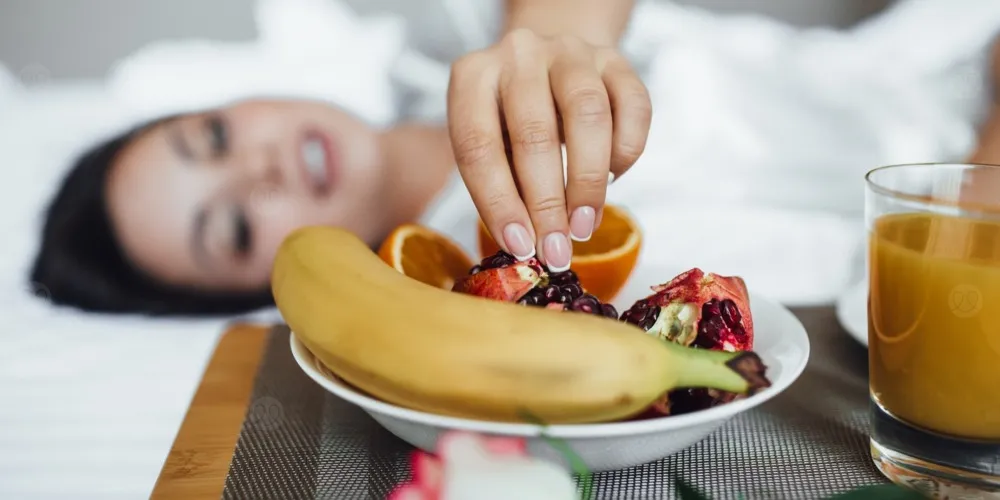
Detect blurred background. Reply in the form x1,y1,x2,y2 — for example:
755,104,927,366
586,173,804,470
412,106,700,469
1,0,892,81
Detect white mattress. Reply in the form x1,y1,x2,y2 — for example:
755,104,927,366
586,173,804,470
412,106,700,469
0,82,276,500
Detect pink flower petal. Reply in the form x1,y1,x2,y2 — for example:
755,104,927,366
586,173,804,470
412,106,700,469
435,431,529,462
388,451,444,500
435,431,480,461
387,484,430,500
411,451,444,490
482,436,528,456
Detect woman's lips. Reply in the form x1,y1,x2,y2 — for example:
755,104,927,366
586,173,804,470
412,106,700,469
300,129,338,198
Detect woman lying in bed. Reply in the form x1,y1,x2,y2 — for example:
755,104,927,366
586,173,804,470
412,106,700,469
29,101,465,315
29,14,1000,317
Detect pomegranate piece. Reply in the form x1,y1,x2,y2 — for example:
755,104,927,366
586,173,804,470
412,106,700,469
619,268,755,416
452,260,544,302
453,251,618,319
619,268,753,352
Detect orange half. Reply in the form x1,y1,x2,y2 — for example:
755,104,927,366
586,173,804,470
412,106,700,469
478,204,642,302
378,224,474,290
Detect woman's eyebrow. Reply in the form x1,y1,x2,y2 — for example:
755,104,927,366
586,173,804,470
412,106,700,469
168,122,195,160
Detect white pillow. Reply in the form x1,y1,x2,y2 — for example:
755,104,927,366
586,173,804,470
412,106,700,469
0,84,136,301
106,0,407,128
0,63,15,97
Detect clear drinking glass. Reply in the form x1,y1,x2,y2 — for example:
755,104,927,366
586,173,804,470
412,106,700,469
866,163,1000,498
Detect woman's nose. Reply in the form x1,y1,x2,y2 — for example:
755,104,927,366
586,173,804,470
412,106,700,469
241,147,284,186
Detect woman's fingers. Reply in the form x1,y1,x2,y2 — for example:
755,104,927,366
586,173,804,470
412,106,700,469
499,31,572,271
447,33,652,265
448,52,537,260
550,39,613,242
601,52,652,183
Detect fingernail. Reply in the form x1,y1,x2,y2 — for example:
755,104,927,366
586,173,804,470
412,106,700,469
608,172,616,184
542,232,571,272
502,223,535,260
569,206,596,242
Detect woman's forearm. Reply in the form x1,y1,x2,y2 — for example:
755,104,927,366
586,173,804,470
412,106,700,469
968,38,1000,165
968,105,1000,165
502,0,636,47
961,39,1000,202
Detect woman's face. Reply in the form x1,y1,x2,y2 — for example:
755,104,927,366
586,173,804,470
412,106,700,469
105,99,385,293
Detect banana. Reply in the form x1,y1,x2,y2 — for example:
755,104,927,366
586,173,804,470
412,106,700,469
272,226,770,424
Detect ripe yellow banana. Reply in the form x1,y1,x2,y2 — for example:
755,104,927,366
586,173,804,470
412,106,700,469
272,226,769,424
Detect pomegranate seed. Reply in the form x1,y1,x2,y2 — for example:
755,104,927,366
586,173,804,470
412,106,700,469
601,304,619,319
721,299,741,327
549,270,579,286
560,284,582,299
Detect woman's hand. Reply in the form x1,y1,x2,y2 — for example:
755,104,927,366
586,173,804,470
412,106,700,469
446,29,651,271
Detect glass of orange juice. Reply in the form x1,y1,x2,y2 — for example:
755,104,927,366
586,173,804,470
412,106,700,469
866,163,1000,498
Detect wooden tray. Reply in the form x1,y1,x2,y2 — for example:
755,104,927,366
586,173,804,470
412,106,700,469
150,324,270,500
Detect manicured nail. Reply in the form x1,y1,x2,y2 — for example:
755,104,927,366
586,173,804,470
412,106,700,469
542,232,571,272
502,223,535,260
569,206,596,242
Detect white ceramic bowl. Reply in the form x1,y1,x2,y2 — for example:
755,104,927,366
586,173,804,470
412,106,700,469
289,267,810,472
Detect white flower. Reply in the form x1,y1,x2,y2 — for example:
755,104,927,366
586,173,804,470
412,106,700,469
389,431,578,500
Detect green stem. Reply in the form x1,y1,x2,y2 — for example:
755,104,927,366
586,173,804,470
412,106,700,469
517,410,593,499
661,342,769,394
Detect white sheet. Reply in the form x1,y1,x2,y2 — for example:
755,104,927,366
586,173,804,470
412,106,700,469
2,0,1000,498
0,81,283,499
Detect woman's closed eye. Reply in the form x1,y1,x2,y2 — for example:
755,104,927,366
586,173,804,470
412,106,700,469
205,114,229,158
232,207,253,258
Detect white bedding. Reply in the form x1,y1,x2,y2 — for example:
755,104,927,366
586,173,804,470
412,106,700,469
0,84,225,499
2,0,999,498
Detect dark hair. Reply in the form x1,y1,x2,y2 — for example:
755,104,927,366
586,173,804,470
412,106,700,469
28,122,275,317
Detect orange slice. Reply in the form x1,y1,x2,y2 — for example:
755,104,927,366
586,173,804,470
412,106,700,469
478,204,642,302
378,224,475,290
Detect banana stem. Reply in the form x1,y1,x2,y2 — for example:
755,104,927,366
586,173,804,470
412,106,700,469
663,342,771,394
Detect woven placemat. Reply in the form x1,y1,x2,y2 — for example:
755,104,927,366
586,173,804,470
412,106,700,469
222,307,887,499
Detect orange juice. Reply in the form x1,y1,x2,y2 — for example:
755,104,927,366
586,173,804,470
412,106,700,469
869,212,1000,441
